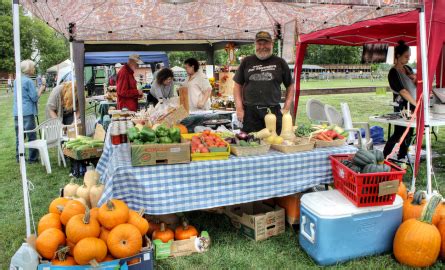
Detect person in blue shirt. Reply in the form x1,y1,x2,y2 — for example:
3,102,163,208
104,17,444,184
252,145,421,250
13,60,46,163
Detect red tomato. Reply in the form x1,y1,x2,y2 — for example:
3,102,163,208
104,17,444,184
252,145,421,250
200,148,209,153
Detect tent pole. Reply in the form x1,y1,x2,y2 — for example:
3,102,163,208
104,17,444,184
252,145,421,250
419,8,433,197
70,42,78,136
13,0,32,237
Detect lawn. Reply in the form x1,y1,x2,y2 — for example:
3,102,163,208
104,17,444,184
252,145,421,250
300,78,388,90
1,89,445,269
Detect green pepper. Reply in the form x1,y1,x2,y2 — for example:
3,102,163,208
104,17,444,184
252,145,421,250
159,137,173,144
168,127,181,143
155,125,169,138
126,127,140,142
139,127,156,142
133,139,144,145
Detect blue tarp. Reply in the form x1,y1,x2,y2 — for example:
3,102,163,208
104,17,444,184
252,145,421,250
84,51,169,67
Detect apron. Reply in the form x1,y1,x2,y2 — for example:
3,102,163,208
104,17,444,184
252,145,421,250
396,67,417,111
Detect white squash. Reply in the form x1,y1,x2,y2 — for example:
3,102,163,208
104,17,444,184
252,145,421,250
76,184,91,207
252,128,271,139
72,195,88,207
83,170,99,188
264,109,277,136
89,184,105,208
280,112,297,141
64,179,80,198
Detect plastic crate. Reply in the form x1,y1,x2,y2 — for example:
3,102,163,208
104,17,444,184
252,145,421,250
181,133,230,161
329,154,406,207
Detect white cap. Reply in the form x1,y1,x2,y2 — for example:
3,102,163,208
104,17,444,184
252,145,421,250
128,54,143,65
115,63,122,68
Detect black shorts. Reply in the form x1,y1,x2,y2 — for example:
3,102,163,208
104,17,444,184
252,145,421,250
242,105,282,134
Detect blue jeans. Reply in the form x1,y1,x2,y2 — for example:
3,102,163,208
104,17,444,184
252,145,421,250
15,115,38,162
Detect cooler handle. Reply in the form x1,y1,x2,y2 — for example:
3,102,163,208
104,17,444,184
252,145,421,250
301,215,316,244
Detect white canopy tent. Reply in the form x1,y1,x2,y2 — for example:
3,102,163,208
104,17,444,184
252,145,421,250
46,59,71,73
13,0,423,237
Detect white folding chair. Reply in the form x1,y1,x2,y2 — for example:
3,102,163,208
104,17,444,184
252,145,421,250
324,103,373,149
306,99,328,123
24,118,66,174
85,114,97,137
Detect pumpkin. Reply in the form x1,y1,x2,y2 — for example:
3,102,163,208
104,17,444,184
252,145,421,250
90,207,99,220
64,179,80,198
369,149,384,164
38,213,62,235
128,208,149,236
98,199,129,230
100,227,110,243
89,184,105,208
102,254,115,262
352,149,376,167
66,240,75,256
72,195,88,207
265,108,277,136
66,208,101,244
107,223,142,258
361,164,391,174
36,228,66,259
73,237,107,265
60,200,86,226
174,124,188,134
403,191,442,225
147,219,161,236
397,182,408,201
51,247,77,266
76,184,91,208
84,170,100,188
152,223,174,243
393,194,442,267
49,197,70,214
175,220,198,240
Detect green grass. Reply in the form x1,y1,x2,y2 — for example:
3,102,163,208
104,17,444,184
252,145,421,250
300,78,388,90
1,90,445,269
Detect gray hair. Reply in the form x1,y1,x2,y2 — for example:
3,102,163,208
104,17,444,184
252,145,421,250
20,60,35,75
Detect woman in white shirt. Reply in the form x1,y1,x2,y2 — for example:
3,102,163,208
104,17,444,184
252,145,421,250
182,58,212,111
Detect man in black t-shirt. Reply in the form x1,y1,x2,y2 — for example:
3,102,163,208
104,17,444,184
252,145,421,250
233,31,294,133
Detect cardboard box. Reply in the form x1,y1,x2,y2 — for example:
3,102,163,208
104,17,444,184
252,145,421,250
66,123,84,139
225,202,285,241
153,231,210,260
130,141,191,166
63,147,103,160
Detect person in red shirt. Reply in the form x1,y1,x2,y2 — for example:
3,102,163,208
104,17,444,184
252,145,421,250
116,54,144,111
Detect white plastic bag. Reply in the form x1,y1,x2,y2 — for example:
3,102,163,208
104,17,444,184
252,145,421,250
9,243,39,270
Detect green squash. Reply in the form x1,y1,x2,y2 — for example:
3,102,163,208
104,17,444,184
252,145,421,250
370,149,385,164
362,163,391,173
341,160,362,173
352,149,377,167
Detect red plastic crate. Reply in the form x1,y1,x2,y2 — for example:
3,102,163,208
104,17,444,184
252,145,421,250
329,154,406,207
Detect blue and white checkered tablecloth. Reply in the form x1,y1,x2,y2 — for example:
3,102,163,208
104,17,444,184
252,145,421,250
96,138,356,214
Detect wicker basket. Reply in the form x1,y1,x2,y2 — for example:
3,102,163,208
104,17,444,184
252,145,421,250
314,138,346,148
230,143,270,157
271,139,315,153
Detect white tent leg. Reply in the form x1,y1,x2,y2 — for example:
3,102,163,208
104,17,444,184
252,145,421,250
13,0,32,237
70,43,78,136
419,8,433,198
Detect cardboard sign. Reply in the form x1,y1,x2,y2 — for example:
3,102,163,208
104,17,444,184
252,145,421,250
130,141,190,166
378,180,400,197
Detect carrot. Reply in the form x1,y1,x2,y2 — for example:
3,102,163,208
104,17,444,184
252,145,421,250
320,133,333,141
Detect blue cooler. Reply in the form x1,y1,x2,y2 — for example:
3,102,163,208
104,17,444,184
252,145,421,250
299,190,403,265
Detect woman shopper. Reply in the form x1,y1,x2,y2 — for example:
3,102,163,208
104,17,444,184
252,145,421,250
383,40,417,159
148,68,175,104
45,81,79,125
13,60,46,163
182,58,212,111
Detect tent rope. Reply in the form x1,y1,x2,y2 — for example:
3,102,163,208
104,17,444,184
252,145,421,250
27,180,36,235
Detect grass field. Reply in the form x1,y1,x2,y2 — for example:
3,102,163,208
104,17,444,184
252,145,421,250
1,88,445,269
300,78,388,90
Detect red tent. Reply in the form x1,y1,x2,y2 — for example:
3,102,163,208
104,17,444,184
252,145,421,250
293,1,445,189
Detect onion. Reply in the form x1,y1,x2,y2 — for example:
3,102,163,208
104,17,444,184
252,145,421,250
236,132,249,141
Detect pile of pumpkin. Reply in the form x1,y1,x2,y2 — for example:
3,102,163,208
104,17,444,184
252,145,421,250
393,187,445,268
342,149,391,173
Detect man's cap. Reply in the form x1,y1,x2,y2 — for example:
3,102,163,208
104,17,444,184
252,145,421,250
115,63,122,68
255,31,273,42
128,54,144,65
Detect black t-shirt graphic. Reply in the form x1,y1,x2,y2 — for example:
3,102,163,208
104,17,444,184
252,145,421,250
233,55,292,106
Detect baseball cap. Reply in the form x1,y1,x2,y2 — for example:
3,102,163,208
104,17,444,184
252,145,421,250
128,54,143,65
255,31,272,42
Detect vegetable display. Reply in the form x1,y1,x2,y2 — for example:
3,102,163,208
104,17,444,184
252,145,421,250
127,124,181,144
190,131,228,153
65,136,104,151
295,124,314,137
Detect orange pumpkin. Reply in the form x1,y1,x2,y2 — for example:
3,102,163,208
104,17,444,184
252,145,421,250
49,197,70,214
36,228,66,259
102,254,115,262
107,223,142,259
38,213,62,235
51,247,77,266
147,219,161,236
66,208,101,244
394,194,442,267
73,237,107,265
100,227,111,243
175,221,198,240
128,208,149,236
152,223,174,243
438,218,445,259
403,191,442,225
66,240,75,256
60,200,86,226
175,124,188,134
90,207,99,220
397,182,408,201
98,199,129,230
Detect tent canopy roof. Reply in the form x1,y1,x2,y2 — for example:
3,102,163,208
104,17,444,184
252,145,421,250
22,0,418,43
46,59,72,73
84,51,169,66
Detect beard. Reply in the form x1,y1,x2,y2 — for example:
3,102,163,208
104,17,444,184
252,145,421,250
255,49,272,60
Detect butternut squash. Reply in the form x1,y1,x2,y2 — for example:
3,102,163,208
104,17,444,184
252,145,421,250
89,184,105,208
64,179,80,198
265,109,277,136
280,112,296,141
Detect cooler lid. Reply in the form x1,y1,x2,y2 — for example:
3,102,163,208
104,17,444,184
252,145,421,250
301,190,403,218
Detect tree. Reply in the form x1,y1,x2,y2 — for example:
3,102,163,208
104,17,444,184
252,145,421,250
305,45,362,65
